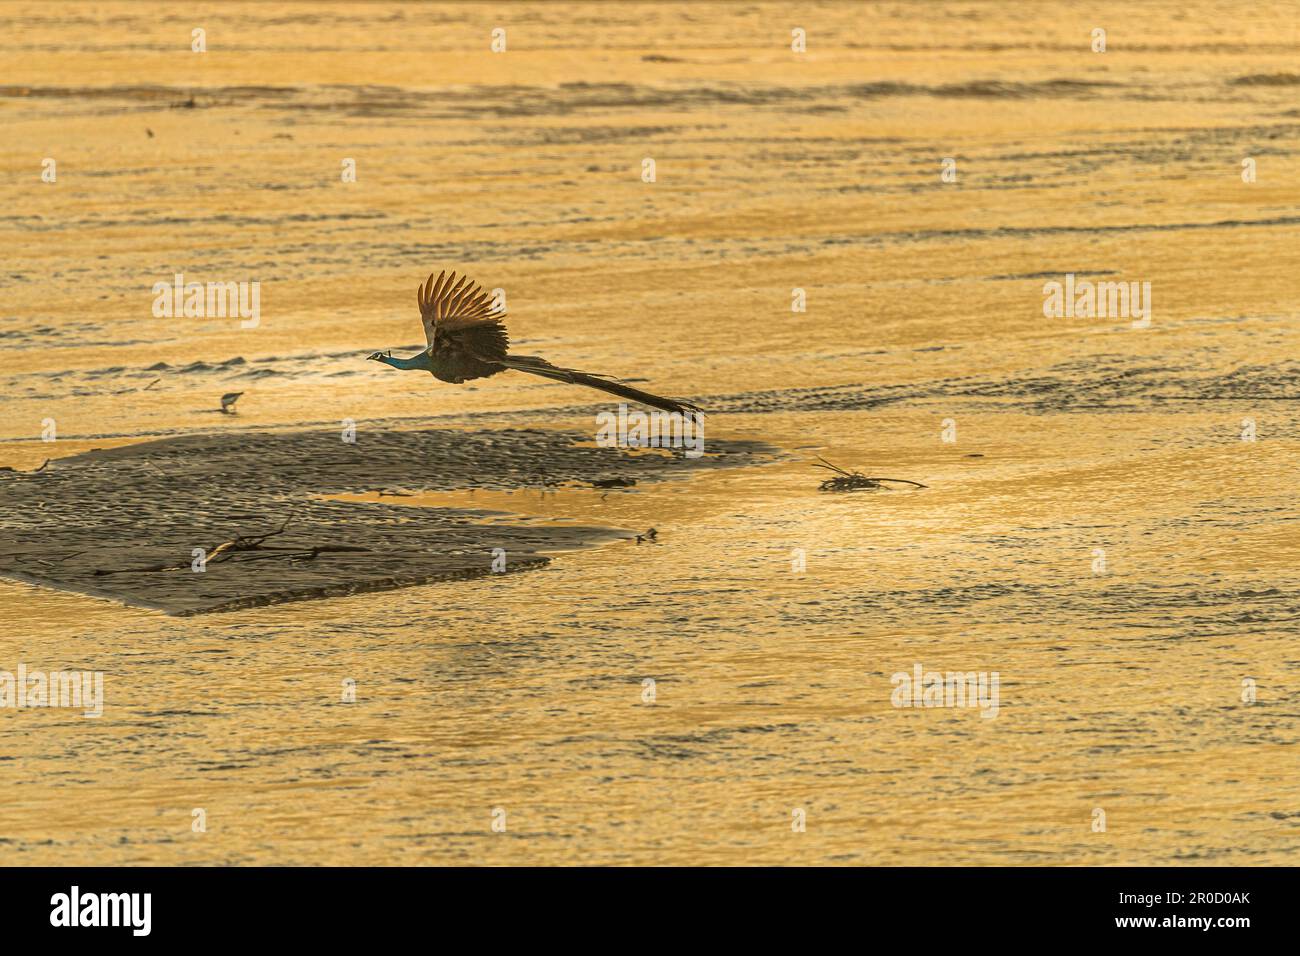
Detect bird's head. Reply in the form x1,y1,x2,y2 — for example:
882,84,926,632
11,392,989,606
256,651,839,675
366,350,392,362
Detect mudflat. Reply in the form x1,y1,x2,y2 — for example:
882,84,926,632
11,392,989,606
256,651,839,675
0,426,769,614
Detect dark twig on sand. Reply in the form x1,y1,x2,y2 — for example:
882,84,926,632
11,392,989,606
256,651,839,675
209,544,371,564
0,459,50,475
35,549,88,568
813,456,927,492
92,512,370,576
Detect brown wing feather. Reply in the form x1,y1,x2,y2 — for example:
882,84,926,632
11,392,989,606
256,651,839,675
415,270,510,379
416,270,508,351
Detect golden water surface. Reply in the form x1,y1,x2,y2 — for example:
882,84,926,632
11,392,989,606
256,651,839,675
1,1,1298,864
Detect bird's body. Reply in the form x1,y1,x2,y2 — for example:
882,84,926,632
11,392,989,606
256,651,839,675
368,271,701,416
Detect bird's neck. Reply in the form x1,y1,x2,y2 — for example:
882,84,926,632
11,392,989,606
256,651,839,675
381,351,430,371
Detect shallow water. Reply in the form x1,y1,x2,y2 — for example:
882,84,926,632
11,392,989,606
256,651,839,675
1,1,1298,865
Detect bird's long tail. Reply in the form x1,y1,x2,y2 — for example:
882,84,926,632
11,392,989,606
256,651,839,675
499,355,703,416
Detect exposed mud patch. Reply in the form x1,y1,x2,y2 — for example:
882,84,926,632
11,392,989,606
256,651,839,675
0,427,772,614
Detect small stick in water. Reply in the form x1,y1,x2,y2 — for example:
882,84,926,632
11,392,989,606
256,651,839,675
813,456,927,492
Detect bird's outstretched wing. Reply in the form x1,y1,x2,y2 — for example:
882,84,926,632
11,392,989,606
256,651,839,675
417,271,508,352
417,270,511,382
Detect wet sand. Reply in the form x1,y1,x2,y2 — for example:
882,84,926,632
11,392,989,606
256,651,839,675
0,427,770,614
1,1,1298,866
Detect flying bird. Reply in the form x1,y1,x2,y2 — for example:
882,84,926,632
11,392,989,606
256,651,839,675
367,271,701,416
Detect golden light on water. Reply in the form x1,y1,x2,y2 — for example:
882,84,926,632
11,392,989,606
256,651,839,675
0,2,1297,866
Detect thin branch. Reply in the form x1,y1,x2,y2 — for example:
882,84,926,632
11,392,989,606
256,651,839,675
814,457,928,492
0,459,50,475
91,512,369,576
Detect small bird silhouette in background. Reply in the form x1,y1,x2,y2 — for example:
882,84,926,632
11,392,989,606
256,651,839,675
219,392,243,414
367,271,702,415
